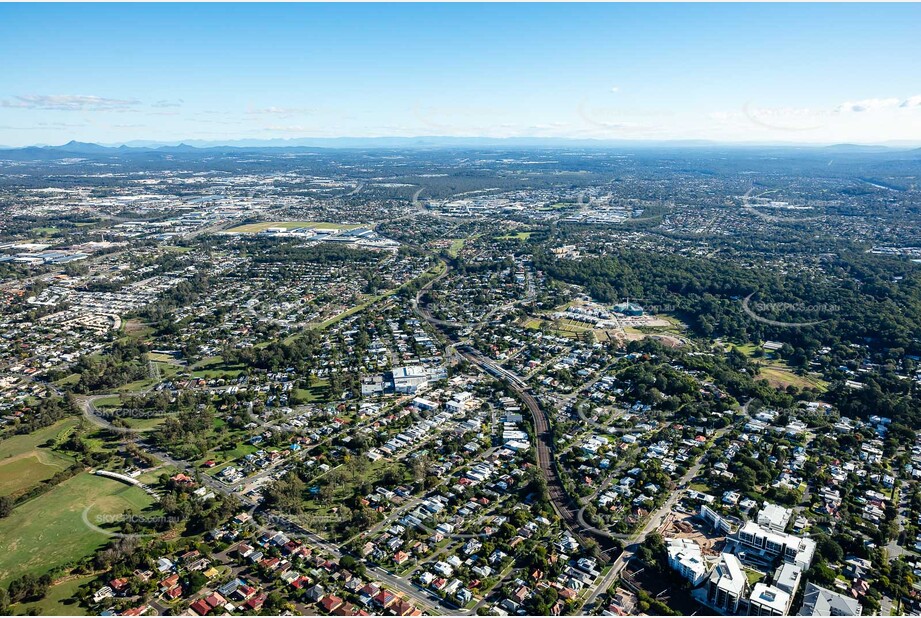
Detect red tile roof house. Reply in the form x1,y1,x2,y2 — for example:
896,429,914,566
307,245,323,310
321,594,345,613
558,587,578,601
513,586,530,603
190,599,212,615
165,585,183,600
245,592,267,611
391,599,420,616
181,549,201,562
333,602,359,616
372,589,398,609
234,584,258,601
204,592,226,608
259,556,281,570
291,575,311,590
159,574,180,591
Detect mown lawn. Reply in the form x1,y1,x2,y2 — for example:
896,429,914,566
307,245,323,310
494,231,533,240
10,574,94,615
446,238,465,257
0,473,155,585
757,366,828,392
225,221,363,233
0,418,78,497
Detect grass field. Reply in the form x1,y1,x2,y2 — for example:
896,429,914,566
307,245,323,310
521,317,544,329
446,238,465,258
0,454,72,498
494,231,534,241
121,318,154,339
295,379,330,403
202,441,259,466
757,366,828,391
0,418,78,497
53,373,81,387
188,355,246,379
225,221,363,233
731,342,761,356
10,574,94,615
0,472,155,585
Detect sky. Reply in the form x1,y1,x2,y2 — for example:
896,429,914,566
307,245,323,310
1,3,920,147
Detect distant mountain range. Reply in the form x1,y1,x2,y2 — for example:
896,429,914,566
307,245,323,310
2,137,921,155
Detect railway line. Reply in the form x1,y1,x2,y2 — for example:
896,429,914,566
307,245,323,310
412,259,621,558
455,345,621,558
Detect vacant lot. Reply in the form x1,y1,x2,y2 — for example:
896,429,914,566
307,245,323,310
225,221,362,233
0,472,154,585
0,419,77,497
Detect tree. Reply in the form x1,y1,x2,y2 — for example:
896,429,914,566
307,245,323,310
814,534,844,564
805,562,836,586
186,571,207,594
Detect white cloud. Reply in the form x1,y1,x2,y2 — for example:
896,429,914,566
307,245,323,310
0,94,142,111
835,97,901,113
151,99,183,108
246,106,315,117
610,86,620,93
262,125,312,133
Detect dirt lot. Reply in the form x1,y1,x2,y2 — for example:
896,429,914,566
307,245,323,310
663,512,727,555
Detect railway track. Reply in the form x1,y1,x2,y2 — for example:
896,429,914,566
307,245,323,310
458,346,620,557
412,260,621,557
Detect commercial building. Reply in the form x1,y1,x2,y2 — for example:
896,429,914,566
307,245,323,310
773,562,803,596
391,366,429,394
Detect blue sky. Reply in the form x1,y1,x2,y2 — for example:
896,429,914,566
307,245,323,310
1,3,920,146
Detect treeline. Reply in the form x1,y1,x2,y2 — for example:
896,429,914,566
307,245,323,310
7,396,78,435
70,339,149,393
535,248,921,355
249,241,381,265
142,272,211,322
223,329,323,373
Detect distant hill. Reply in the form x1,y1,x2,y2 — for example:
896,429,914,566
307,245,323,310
823,143,896,153
1,137,920,159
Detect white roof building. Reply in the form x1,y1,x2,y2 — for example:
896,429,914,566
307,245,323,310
757,502,793,533
705,553,748,614
667,538,710,586
750,583,791,616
